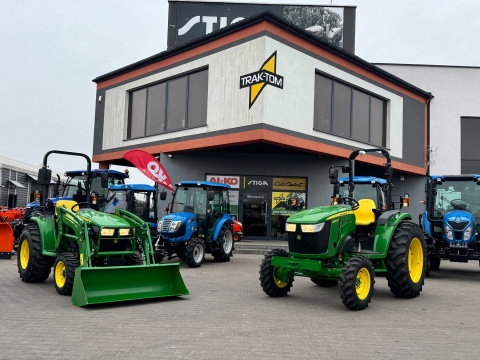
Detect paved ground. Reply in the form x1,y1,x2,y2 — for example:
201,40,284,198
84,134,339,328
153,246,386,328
1,251,480,360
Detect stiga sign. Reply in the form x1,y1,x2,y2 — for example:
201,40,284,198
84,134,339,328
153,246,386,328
167,1,356,53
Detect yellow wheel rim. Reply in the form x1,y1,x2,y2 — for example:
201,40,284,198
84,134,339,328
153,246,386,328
356,267,371,300
20,240,29,270
55,261,66,288
409,237,423,283
273,267,288,288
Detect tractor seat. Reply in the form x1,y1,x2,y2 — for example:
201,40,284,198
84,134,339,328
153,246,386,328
55,200,78,214
354,199,376,226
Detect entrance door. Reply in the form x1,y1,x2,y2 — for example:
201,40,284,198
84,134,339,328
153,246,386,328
242,193,269,239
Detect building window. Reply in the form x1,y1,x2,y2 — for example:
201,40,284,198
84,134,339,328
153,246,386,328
461,117,480,173
127,69,208,139
313,73,386,147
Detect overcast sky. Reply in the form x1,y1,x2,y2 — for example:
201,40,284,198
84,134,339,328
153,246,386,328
1,0,479,183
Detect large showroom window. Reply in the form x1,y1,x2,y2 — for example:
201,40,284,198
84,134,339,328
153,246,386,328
314,73,386,147
127,69,208,139
461,117,480,173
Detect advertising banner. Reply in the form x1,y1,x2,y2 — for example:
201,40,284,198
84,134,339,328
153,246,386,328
122,150,174,191
272,177,307,191
168,1,356,53
243,176,271,191
229,190,239,218
272,191,306,215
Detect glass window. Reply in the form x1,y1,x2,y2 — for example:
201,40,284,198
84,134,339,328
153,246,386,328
146,83,166,136
461,117,480,174
332,82,351,137
352,90,370,143
166,77,187,131
128,89,146,138
313,75,332,132
370,97,385,147
188,70,208,128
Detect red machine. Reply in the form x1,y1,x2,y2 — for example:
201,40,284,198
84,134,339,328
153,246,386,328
233,219,243,241
0,207,24,259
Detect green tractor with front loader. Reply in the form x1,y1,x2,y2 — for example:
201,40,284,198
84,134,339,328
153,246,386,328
259,149,426,310
17,150,188,306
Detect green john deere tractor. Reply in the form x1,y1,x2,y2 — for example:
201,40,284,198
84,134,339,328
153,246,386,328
17,150,188,306
259,149,426,310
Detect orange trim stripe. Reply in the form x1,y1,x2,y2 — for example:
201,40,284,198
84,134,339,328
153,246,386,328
93,129,425,175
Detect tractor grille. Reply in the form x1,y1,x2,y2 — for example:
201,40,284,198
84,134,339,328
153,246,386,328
287,221,331,254
161,218,173,232
99,238,132,252
447,221,469,231
447,221,470,241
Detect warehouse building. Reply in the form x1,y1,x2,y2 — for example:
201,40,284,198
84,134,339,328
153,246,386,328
91,12,431,240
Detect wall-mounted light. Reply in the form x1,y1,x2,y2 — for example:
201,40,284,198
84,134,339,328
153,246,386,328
168,154,173,158
98,95,102,103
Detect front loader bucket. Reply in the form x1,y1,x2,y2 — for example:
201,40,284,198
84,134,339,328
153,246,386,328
71,263,189,307
0,224,14,259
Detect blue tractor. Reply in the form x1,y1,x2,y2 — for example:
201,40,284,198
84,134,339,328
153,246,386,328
103,184,158,236
156,181,234,268
422,175,480,274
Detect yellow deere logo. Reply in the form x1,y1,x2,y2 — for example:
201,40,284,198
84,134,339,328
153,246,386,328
240,51,284,108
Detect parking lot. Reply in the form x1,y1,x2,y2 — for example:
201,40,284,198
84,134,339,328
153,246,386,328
1,251,480,360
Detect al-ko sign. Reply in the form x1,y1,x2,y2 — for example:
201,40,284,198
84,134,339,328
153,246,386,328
206,174,240,188
167,1,356,53
240,51,283,108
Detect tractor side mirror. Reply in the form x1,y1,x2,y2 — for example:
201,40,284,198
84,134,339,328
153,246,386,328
207,190,215,201
37,168,52,185
329,168,338,184
159,191,167,201
100,173,109,188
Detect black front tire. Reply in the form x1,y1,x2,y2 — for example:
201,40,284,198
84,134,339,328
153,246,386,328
339,255,375,311
124,251,144,265
17,224,54,283
259,249,293,297
212,224,234,262
311,278,338,287
386,221,426,298
184,238,205,268
53,252,79,296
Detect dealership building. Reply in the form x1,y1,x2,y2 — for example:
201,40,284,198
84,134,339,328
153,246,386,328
90,9,435,240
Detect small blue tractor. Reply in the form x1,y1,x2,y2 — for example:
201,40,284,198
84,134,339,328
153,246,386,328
422,175,480,274
156,181,234,268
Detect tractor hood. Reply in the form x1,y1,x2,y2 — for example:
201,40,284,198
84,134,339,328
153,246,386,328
160,212,196,223
287,205,353,224
443,210,475,243
76,210,132,228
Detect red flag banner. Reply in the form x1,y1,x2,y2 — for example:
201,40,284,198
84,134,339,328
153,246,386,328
122,150,174,191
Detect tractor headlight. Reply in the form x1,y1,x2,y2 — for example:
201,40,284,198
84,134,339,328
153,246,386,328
101,228,115,237
285,223,296,232
158,219,163,229
168,221,182,233
463,226,472,241
444,225,453,240
301,223,325,233
119,228,132,237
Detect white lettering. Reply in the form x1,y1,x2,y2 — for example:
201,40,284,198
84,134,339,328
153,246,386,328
178,16,201,36
202,16,217,34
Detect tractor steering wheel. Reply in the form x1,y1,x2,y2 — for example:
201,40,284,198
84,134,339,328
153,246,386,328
71,202,94,212
340,197,360,210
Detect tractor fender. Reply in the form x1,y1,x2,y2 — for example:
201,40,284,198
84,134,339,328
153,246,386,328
29,216,57,255
212,215,234,241
373,211,413,255
336,235,354,254
422,211,431,237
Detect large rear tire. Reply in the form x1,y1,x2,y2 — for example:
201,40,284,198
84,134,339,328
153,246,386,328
339,255,375,310
259,249,293,297
17,224,54,283
212,224,234,262
53,252,79,295
185,238,205,268
386,221,426,298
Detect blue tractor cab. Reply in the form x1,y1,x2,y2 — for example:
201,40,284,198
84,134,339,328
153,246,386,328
103,184,158,235
156,181,234,268
335,176,389,210
423,175,480,274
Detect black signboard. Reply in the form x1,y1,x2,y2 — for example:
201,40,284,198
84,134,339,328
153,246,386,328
243,176,272,191
168,1,356,53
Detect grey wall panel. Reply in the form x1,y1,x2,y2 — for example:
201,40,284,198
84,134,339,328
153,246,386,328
402,97,426,168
